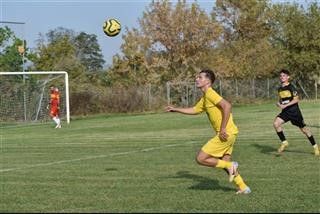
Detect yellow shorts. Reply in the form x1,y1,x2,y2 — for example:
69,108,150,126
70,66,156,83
201,134,237,158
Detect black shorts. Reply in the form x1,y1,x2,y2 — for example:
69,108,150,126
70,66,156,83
277,108,306,128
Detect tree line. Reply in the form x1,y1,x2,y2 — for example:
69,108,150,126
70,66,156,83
1,0,319,114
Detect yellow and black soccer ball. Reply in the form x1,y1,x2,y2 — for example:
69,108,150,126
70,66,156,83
103,19,121,37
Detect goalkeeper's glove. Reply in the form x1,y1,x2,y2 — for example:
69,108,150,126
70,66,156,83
46,105,49,110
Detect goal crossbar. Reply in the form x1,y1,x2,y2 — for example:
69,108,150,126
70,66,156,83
0,71,70,124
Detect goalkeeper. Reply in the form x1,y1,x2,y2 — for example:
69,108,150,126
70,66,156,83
48,85,61,128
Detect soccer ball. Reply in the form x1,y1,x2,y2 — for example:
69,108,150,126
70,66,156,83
103,19,121,37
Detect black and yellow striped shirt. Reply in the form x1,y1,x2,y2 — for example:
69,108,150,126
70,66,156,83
278,83,299,111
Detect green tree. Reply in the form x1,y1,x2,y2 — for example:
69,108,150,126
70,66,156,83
32,28,84,79
211,0,280,78
32,27,106,78
141,0,221,82
74,32,105,72
108,28,151,87
31,27,108,115
108,0,221,86
0,26,13,45
0,26,27,72
270,2,320,81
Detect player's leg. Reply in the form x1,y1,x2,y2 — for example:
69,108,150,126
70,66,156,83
50,109,57,127
55,109,61,128
221,155,251,194
196,135,233,168
196,150,238,182
299,126,319,156
51,107,61,128
55,116,61,128
196,135,238,182
196,150,220,167
221,154,231,174
291,112,318,156
273,116,289,153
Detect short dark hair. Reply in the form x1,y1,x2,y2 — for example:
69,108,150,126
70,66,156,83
200,69,216,83
279,69,290,75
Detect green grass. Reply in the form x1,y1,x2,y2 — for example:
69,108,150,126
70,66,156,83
0,100,319,212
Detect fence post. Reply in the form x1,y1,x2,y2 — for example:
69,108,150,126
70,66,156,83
235,79,238,97
252,78,255,98
166,82,170,105
267,78,270,98
297,80,310,99
315,80,318,100
148,83,151,109
193,82,196,105
186,84,189,107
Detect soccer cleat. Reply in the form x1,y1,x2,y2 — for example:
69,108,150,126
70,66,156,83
278,141,288,153
314,146,319,156
236,186,251,195
227,161,238,182
55,124,61,129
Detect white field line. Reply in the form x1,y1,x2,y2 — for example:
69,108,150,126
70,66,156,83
0,141,198,173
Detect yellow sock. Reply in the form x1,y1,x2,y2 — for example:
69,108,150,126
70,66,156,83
233,174,248,190
216,160,232,169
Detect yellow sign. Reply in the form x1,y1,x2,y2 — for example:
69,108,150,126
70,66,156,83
18,45,25,54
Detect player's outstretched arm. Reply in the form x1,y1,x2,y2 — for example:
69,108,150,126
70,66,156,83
165,106,198,115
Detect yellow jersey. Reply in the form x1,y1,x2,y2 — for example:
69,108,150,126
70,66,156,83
193,87,238,135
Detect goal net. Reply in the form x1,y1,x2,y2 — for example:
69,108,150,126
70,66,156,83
0,71,70,124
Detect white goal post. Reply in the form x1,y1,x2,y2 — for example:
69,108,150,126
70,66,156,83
0,71,70,124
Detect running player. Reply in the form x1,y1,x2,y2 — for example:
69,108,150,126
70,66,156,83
273,69,319,156
166,69,251,194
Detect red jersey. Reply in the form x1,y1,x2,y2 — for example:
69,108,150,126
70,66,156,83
50,88,60,117
50,89,60,107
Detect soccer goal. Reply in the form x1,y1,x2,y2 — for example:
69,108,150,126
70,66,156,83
0,71,70,124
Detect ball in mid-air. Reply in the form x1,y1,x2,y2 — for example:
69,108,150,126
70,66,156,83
103,19,121,37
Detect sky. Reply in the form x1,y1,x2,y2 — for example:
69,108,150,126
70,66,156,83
0,0,307,67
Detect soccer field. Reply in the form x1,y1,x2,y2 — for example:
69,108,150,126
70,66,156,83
0,101,319,212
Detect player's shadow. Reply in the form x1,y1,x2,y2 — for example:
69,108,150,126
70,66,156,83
253,143,311,156
172,170,234,192
104,168,118,171
252,143,276,155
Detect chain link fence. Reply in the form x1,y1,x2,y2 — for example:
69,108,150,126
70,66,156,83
3,76,318,120
70,78,318,114
165,78,319,107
